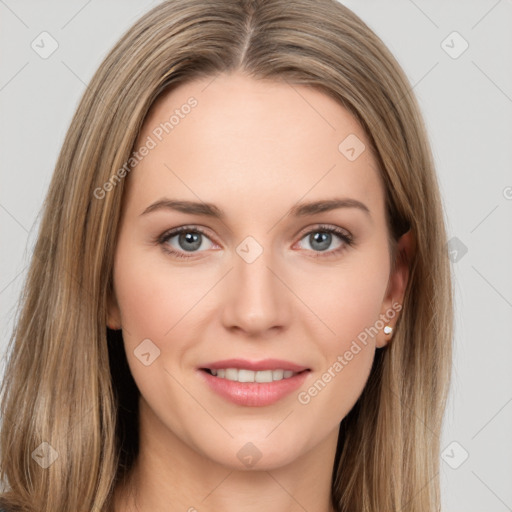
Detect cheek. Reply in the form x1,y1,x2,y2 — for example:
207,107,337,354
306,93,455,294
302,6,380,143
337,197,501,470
111,248,197,406
331,271,386,342
113,254,164,339
293,257,389,413
112,246,205,340
297,257,389,348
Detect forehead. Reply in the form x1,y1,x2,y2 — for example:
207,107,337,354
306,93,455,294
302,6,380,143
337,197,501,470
125,72,384,222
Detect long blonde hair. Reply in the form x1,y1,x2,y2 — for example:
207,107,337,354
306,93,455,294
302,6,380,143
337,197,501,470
0,1,453,510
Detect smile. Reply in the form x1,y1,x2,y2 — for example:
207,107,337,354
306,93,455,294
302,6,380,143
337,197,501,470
204,368,302,383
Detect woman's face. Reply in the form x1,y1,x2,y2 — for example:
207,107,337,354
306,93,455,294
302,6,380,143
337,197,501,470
108,71,409,470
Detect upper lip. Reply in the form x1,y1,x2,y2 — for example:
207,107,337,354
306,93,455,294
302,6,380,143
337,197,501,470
200,358,310,372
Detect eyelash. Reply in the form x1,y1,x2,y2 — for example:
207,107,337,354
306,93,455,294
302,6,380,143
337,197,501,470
156,224,354,260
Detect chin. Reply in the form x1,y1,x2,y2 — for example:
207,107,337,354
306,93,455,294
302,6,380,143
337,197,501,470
196,434,309,472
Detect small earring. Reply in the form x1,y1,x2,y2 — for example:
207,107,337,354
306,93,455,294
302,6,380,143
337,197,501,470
383,325,393,335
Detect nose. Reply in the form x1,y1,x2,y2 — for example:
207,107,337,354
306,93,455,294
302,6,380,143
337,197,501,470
220,245,291,337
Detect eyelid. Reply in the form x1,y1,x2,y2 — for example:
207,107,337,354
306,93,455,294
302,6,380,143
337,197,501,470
156,225,219,255
156,223,354,259
295,223,352,242
292,223,354,258
157,225,215,244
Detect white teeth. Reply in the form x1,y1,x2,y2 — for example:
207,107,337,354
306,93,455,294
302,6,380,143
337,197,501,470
208,368,300,383
272,369,284,381
238,369,255,382
255,370,273,383
225,368,238,380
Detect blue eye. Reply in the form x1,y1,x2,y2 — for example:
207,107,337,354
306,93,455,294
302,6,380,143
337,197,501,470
158,226,214,259
296,225,354,258
157,224,354,260
301,227,351,253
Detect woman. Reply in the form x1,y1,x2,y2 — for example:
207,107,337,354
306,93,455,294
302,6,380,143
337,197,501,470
0,0,453,511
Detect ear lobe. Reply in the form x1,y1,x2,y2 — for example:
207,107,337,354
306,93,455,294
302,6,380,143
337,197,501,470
376,228,415,348
107,290,122,330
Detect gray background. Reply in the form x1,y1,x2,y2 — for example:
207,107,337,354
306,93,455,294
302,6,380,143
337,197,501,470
1,1,511,510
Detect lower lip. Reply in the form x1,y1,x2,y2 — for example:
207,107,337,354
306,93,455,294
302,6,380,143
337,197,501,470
198,369,310,407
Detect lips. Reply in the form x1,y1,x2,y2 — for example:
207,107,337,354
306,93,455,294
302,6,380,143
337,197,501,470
197,358,311,407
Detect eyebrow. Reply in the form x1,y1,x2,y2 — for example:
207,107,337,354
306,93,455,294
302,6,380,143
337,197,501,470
140,197,371,219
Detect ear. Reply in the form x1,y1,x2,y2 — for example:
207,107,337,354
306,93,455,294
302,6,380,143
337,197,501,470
107,288,122,330
376,229,415,348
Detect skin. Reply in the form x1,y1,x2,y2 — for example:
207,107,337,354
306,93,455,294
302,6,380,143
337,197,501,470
109,71,413,512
